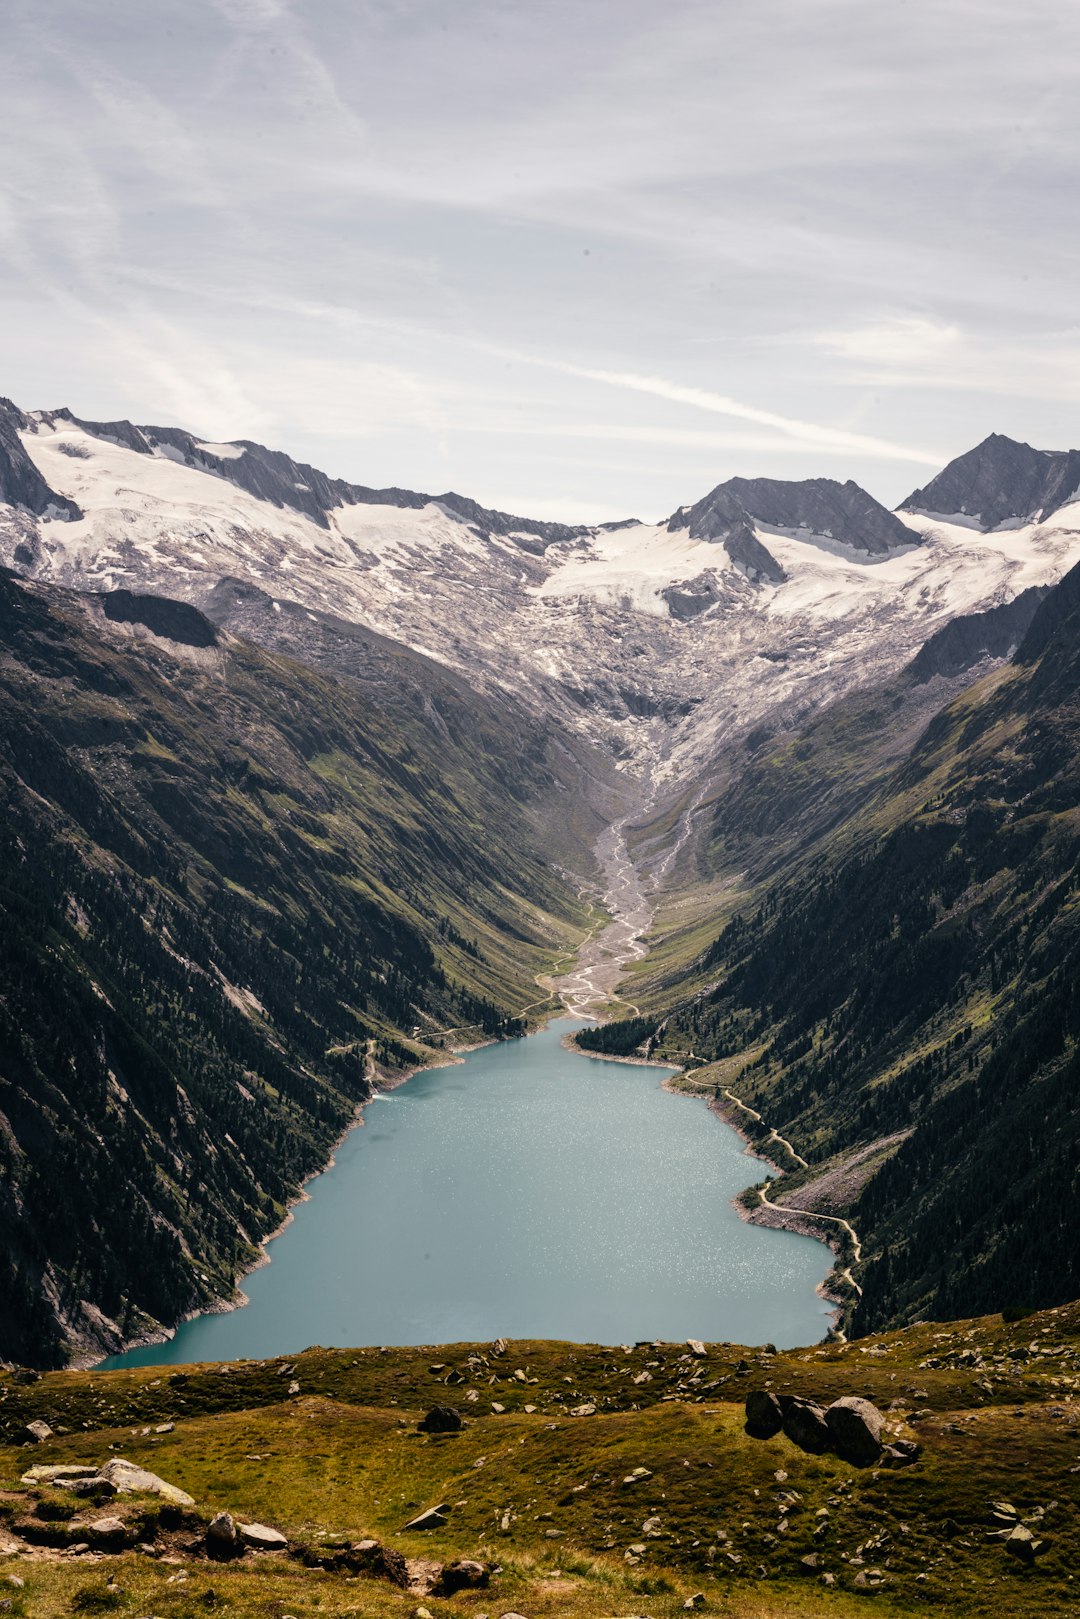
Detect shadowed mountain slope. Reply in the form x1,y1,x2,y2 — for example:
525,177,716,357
0,571,596,1367
587,555,1080,1333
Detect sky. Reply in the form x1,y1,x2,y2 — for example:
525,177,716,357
2,0,1079,523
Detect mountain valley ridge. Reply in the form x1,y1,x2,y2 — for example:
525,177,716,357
2,392,1080,1368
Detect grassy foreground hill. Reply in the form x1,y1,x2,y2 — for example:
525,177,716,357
1,1303,1079,1617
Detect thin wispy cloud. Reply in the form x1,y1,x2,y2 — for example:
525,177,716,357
0,0,1076,514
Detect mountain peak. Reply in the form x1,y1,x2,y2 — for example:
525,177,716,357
667,472,918,583
901,434,1080,530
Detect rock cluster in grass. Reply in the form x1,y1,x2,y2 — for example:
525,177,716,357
745,1390,921,1469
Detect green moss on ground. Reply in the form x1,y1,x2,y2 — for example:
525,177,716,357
2,1304,1078,1616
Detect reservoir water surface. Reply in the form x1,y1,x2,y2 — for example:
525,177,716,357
105,1020,832,1368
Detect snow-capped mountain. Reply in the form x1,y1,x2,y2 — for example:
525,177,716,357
3,398,1079,790
901,432,1080,531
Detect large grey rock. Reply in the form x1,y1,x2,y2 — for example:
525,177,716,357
744,1389,784,1439
825,1396,886,1466
24,1420,53,1444
238,1521,288,1550
781,1398,831,1454
99,1457,194,1506
87,1516,128,1546
206,1511,241,1558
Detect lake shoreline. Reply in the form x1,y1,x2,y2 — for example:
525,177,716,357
85,1030,505,1370
96,1016,832,1368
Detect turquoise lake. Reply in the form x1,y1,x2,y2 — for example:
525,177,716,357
104,1019,832,1367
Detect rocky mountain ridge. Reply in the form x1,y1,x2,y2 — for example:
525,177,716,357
902,431,1080,531
3,397,1078,795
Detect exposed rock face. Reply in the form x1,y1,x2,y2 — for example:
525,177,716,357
671,474,918,559
902,432,1080,529
101,589,219,648
907,585,1048,682
721,519,789,584
1015,553,1080,665
824,1395,885,1466
0,400,80,521
661,571,725,619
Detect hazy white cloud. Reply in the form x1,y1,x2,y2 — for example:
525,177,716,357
0,0,1077,514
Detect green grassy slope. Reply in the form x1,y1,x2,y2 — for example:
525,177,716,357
2,1303,1078,1617
0,572,598,1368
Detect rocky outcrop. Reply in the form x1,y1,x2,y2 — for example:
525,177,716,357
670,474,918,560
901,432,1080,529
98,1458,195,1505
0,400,81,521
746,1392,916,1470
101,589,219,648
907,585,1048,682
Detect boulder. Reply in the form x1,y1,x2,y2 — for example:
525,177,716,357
744,1389,784,1439
687,1340,707,1358
24,1421,53,1444
238,1521,288,1551
20,1465,97,1486
1004,1524,1044,1564
825,1396,886,1466
433,1558,490,1595
99,1458,194,1506
418,1406,463,1434
781,1398,831,1454
87,1516,128,1547
402,1504,449,1532
206,1511,241,1559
